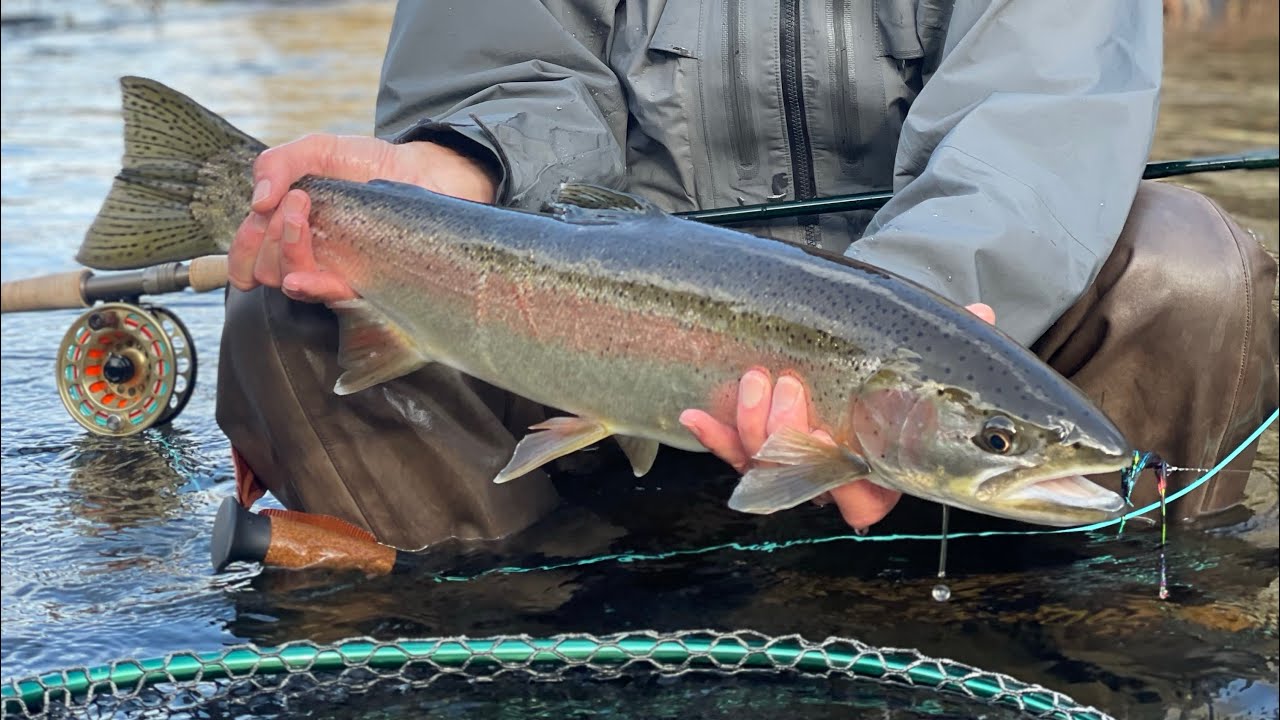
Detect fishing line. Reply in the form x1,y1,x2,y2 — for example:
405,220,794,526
429,410,1277,587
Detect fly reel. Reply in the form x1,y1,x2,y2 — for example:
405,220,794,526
55,302,197,436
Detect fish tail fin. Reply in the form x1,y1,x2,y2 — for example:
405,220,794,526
76,76,268,270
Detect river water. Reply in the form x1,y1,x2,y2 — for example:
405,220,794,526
1,2,1276,718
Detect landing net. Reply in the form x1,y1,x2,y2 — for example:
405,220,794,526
2,630,1113,719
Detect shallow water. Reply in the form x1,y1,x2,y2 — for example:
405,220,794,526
0,2,1276,718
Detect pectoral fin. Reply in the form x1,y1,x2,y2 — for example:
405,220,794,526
494,416,613,484
615,436,660,477
329,299,432,395
728,428,871,514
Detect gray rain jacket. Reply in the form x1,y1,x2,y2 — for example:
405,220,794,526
375,0,1162,345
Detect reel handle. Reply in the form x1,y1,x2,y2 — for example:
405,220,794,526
1,255,230,314
211,498,399,576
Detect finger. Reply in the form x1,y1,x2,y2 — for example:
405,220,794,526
830,480,902,531
254,190,310,287
252,212,285,289
966,302,996,325
735,369,772,458
765,374,810,439
228,212,268,291
679,409,751,473
250,134,334,214
282,270,357,304
278,191,315,277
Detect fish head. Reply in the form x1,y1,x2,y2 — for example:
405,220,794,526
850,364,1132,527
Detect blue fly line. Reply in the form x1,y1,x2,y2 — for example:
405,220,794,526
433,409,1278,583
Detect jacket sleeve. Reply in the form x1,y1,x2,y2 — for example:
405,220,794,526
846,0,1163,344
374,0,627,210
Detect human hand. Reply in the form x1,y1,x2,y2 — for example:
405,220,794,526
227,134,499,304
679,302,996,531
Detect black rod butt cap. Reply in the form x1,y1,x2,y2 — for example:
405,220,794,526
211,497,271,572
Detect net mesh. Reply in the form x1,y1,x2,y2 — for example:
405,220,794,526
2,629,1113,719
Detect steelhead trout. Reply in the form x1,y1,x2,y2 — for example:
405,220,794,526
77,77,1133,526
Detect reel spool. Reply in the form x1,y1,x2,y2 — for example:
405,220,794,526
55,302,197,436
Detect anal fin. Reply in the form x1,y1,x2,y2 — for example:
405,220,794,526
494,416,612,484
728,427,871,514
329,299,432,395
616,436,660,477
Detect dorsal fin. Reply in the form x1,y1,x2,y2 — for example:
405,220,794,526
541,182,665,225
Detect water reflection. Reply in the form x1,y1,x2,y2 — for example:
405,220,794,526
63,428,212,531
1162,0,1280,37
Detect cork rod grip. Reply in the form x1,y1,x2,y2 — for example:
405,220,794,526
187,255,229,293
0,270,90,314
262,514,398,575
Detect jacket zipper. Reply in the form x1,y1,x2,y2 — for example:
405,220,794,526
780,0,820,244
725,0,758,173
830,0,859,171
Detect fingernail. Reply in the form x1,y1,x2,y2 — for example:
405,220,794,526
853,526,870,537
252,179,271,205
678,414,703,441
281,278,311,303
249,212,268,231
773,376,802,412
282,217,301,244
740,373,766,409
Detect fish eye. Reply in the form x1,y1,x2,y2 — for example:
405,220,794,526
974,415,1017,455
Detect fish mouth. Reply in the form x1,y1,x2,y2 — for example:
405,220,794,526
999,474,1126,514
979,456,1133,525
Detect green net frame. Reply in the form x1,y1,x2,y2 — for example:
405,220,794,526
2,630,1113,719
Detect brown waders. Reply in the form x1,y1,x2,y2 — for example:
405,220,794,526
215,181,1279,548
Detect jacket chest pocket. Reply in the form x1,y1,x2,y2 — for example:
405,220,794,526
609,1,708,207
648,2,703,59
639,0,768,182
874,0,950,73
825,0,951,176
